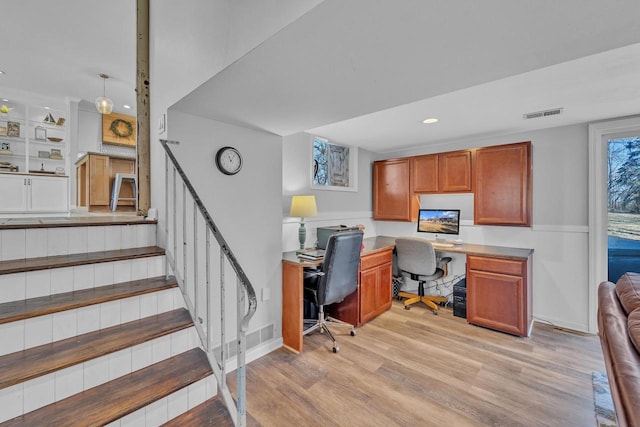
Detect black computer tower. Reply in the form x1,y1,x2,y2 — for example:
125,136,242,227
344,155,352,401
453,278,467,318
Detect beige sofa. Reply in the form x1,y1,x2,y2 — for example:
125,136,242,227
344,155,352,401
598,272,640,427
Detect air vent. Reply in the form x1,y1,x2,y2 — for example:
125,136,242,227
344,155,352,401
523,108,563,120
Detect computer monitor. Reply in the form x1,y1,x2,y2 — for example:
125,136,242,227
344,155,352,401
417,209,460,235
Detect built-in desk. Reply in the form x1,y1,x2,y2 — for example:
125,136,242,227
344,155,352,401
282,236,534,353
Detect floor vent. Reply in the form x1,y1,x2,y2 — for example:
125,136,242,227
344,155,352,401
523,108,563,120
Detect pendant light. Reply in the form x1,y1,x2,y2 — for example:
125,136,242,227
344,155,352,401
95,73,114,114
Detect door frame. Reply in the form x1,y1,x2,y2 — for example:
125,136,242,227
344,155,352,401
588,116,640,333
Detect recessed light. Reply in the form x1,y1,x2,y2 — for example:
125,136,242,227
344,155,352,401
44,106,50,110
123,105,131,109
1,98,8,102
422,118,439,124
0,70,5,75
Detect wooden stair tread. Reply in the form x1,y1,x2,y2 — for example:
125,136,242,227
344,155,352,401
0,348,212,427
0,246,165,275
0,308,193,390
0,275,177,324
0,217,157,230
162,397,234,427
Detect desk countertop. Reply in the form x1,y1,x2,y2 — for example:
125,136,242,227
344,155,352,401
283,236,533,264
75,151,136,165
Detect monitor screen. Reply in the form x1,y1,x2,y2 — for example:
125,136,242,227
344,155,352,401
417,209,460,235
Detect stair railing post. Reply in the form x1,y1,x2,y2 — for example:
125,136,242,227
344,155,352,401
164,153,169,279
193,201,199,327
182,183,187,294
220,251,226,378
236,276,247,427
206,228,212,353
172,167,177,278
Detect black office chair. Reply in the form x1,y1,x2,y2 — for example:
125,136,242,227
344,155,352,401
303,230,363,353
395,237,452,314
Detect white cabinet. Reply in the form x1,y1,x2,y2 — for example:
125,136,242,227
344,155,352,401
0,174,68,213
0,97,69,214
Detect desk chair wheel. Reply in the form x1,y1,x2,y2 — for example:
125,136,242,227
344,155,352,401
350,330,356,336
333,346,339,353
432,310,438,315
404,306,411,310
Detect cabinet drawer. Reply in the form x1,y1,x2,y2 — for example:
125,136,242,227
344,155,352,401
361,249,392,270
467,255,524,276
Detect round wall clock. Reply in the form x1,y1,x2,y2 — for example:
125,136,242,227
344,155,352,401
215,146,243,175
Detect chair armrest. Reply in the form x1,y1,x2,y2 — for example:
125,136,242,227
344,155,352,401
437,256,453,277
303,270,325,279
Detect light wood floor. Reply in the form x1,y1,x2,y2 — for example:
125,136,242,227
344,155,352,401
240,300,605,427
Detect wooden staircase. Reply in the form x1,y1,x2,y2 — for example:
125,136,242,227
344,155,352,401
0,219,233,426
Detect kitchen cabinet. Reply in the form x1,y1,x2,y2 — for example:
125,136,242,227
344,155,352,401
474,141,531,226
76,152,136,212
466,254,532,337
328,247,393,327
373,158,419,221
359,249,393,324
0,173,69,213
412,150,472,193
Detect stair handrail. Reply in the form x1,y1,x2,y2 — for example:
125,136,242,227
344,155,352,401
159,138,257,427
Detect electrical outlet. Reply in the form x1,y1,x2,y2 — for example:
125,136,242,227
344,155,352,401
261,288,270,301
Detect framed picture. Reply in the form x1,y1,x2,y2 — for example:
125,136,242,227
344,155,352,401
50,148,62,159
38,150,50,158
311,136,358,192
7,121,20,137
35,126,47,141
102,112,136,147
0,126,6,136
0,142,11,152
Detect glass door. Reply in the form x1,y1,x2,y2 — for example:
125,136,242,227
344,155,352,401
607,133,640,282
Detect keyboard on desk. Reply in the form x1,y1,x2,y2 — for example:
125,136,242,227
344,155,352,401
431,241,455,248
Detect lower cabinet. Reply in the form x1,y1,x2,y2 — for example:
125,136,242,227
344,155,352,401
329,248,393,326
0,174,68,213
359,249,393,324
466,254,532,337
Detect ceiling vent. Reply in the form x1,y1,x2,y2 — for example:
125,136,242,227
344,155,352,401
522,108,564,120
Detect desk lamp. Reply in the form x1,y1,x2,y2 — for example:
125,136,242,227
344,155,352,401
290,195,318,250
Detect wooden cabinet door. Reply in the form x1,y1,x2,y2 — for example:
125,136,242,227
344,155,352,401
412,154,438,193
359,268,379,324
0,175,28,212
373,159,418,221
474,141,531,226
439,150,472,192
466,255,529,337
29,176,68,212
376,262,393,314
89,154,110,206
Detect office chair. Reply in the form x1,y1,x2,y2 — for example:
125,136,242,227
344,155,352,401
395,237,452,314
303,230,363,353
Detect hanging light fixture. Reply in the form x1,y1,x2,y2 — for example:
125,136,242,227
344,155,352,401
95,73,114,114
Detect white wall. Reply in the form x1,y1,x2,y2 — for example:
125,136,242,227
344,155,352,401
166,110,283,341
377,123,591,331
282,132,377,252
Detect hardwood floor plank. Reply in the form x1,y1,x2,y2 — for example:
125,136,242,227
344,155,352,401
0,275,177,324
0,246,165,275
0,308,192,389
230,301,604,427
0,348,211,427
162,397,235,427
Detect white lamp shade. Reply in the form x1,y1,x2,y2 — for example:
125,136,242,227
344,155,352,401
95,96,114,114
289,195,318,218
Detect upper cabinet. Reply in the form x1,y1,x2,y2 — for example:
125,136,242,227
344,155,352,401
373,142,532,225
474,141,532,226
373,158,419,221
412,150,472,193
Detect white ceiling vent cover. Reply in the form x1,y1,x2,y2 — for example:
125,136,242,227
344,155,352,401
523,108,564,120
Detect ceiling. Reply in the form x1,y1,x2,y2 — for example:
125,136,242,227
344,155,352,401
0,0,136,114
173,0,640,153
1,1,639,153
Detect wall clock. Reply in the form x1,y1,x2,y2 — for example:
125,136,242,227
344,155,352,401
215,146,243,175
